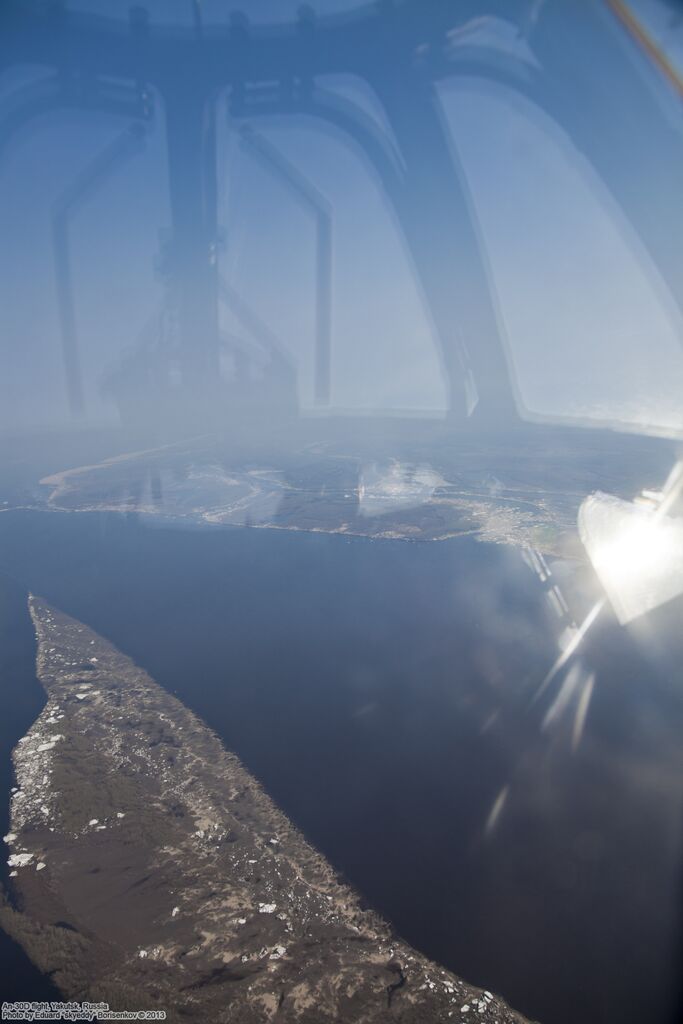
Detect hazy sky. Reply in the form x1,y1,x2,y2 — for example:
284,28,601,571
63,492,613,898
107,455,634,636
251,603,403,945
1,0,682,434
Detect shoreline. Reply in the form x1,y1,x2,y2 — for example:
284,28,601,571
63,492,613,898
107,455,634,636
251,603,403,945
1,596,533,1024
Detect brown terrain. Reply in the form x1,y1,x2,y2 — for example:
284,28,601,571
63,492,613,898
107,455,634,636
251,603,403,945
1,597,534,1024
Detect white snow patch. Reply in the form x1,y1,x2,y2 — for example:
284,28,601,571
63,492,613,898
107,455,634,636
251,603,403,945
8,852,34,868
258,903,277,914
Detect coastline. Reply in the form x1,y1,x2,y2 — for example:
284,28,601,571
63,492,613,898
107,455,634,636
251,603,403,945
1,596,533,1024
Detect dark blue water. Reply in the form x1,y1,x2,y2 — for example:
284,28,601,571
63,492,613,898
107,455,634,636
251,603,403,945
0,510,681,1024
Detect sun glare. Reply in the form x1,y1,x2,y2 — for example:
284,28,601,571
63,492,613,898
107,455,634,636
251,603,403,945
579,491,683,625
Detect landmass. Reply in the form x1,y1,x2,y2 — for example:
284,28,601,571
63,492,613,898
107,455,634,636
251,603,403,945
1,597,534,1023
33,425,677,556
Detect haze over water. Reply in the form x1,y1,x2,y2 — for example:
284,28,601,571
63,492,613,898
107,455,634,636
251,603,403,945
2,3,683,1021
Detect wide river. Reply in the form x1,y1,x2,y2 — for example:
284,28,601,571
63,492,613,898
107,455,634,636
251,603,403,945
0,509,681,1024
